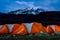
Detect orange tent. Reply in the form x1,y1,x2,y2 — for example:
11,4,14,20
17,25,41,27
12,23,28,35
30,22,46,34
46,25,54,34
11,24,20,33
55,25,60,33
0,24,9,34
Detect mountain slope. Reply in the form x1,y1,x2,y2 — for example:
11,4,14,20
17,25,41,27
0,11,60,26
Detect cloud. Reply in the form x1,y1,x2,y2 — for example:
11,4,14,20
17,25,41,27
16,1,29,5
15,0,59,11
16,1,40,9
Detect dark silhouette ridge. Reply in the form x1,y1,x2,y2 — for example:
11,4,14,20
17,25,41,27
39,11,60,26
0,11,60,26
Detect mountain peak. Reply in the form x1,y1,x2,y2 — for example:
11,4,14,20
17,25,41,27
8,8,45,15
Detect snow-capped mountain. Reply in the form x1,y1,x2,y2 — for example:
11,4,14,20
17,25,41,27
8,8,45,15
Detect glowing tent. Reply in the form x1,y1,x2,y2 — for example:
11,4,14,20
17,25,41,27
0,24,9,34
